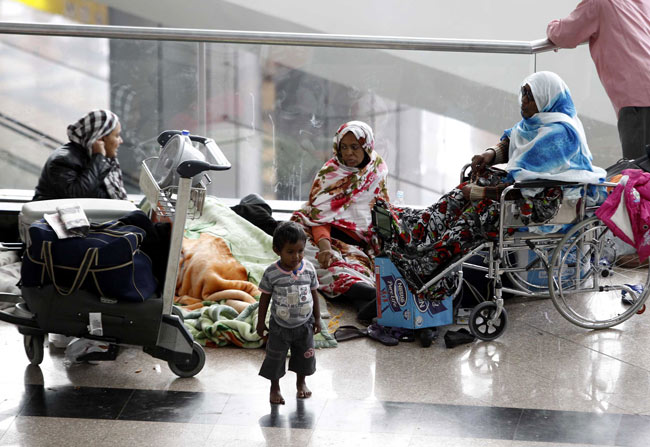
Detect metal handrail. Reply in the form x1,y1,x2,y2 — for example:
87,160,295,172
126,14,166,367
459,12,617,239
0,22,558,54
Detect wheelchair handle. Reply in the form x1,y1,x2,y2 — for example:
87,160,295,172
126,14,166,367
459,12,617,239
460,163,472,183
513,179,580,188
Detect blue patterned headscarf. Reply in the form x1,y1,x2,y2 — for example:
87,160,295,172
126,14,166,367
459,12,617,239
504,71,605,184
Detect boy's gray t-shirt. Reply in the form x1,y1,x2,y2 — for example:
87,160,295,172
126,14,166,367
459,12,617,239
258,259,319,328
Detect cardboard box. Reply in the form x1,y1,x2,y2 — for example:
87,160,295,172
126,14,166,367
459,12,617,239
513,247,551,288
375,257,453,329
512,245,590,288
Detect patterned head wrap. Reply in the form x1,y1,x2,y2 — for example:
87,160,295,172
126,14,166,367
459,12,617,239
332,120,374,163
293,121,389,243
67,109,127,200
67,109,119,154
504,71,605,184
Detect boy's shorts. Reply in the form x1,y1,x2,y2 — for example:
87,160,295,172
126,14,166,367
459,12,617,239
259,316,316,380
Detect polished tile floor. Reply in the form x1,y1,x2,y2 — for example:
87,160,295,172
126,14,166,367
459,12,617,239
2,296,650,446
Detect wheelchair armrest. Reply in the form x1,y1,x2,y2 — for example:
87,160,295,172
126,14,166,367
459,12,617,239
513,180,580,189
460,163,472,183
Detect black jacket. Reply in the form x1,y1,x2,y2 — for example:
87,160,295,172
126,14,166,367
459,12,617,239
33,142,114,201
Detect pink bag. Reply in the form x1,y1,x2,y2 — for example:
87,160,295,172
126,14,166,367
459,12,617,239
596,169,650,262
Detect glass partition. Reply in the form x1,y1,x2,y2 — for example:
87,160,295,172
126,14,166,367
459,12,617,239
0,33,109,192
0,27,539,206
200,46,535,205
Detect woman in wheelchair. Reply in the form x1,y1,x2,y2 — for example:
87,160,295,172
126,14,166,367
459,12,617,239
382,71,606,302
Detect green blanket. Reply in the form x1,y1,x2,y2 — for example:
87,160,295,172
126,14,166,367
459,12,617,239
143,198,272,347
184,197,278,285
180,198,336,348
181,302,337,349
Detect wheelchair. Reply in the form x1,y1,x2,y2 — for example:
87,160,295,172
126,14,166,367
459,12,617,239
373,165,649,341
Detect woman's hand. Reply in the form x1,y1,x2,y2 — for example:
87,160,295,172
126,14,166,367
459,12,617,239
470,151,494,179
317,238,334,268
317,250,334,268
91,139,106,156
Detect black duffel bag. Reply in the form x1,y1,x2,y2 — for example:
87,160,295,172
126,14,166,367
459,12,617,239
21,211,157,302
606,144,650,179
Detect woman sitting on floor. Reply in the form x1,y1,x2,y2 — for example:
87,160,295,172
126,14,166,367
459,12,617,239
382,71,606,302
292,121,389,323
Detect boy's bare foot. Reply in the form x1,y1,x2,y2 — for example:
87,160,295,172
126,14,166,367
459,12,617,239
270,389,285,404
296,377,312,399
270,380,285,405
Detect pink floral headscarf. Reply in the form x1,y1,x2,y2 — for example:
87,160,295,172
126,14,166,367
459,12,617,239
293,121,389,243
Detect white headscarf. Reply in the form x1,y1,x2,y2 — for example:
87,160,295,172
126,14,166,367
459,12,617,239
505,71,605,184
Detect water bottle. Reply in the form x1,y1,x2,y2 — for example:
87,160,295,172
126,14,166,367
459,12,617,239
178,130,205,186
179,129,193,154
181,129,192,147
394,190,405,207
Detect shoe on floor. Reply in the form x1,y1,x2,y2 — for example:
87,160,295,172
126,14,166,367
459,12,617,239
621,284,644,305
334,325,368,342
444,328,475,349
367,323,398,346
416,328,436,347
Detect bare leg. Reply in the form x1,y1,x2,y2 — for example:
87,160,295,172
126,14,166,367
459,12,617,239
270,379,285,404
296,374,312,399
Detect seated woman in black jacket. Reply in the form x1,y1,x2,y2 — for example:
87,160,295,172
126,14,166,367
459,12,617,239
33,109,127,201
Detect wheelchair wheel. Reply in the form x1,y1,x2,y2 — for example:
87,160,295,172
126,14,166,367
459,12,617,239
548,216,650,329
469,301,508,341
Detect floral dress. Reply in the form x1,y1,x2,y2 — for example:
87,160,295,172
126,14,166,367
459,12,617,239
381,170,562,302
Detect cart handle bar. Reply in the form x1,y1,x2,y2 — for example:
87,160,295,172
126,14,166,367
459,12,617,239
177,160,231,178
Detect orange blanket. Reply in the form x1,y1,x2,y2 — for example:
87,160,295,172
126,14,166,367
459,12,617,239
175,233,259,311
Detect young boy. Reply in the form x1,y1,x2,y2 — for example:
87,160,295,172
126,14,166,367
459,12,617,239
256,221,321,405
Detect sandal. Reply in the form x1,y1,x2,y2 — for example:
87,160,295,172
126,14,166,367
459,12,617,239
367,323,399,346
334,325,368,342
388,327,417,342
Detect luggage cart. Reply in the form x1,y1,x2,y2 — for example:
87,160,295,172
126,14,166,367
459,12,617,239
0,131,230,377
